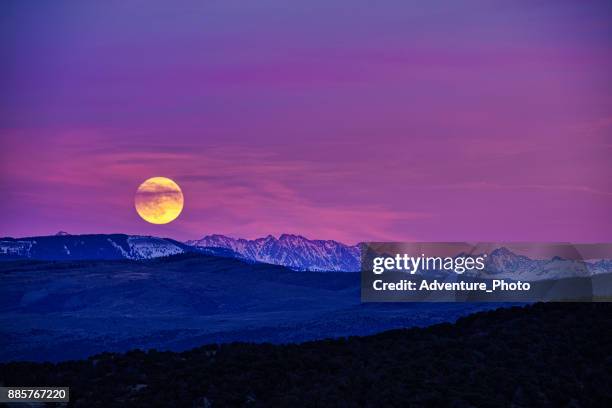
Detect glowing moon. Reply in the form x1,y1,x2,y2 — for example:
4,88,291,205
135,177,184,224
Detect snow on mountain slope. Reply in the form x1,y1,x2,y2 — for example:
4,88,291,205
0,240,35,258
0,232,360,269
0,234,188,261
187,234,360,272
3,233,610,279
474,247,609,281
126,236,184,259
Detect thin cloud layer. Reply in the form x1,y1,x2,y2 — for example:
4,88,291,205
1,1,611,242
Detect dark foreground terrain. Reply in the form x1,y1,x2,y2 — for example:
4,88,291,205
0,254,494,361
1,302,610,407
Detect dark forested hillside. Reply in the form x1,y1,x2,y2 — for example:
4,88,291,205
0,255,494,362
1,302,611,407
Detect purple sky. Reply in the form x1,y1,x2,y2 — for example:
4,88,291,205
1,0,611,244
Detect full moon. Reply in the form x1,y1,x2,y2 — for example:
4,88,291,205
135,177,184,224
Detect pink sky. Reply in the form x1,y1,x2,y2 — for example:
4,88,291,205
1,1,611,244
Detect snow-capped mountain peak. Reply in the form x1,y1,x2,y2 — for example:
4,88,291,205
187,234,360,272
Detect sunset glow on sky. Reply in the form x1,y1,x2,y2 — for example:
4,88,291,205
1,1,611,243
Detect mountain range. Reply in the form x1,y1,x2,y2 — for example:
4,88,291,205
1,233,611,362
187,234,360,272
0,233,361,272
0,234,228,261
2,233,611,278
471,247,612,280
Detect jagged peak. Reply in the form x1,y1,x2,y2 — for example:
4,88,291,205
203,233,230,240
195,233,354,247
279,233,307,242
489,247,517,257
183,232,359,271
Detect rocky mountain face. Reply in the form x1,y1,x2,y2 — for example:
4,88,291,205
0,233,360,271
0,232,359,272
3,233,610,279
468,246,610,281
187,234,361,272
